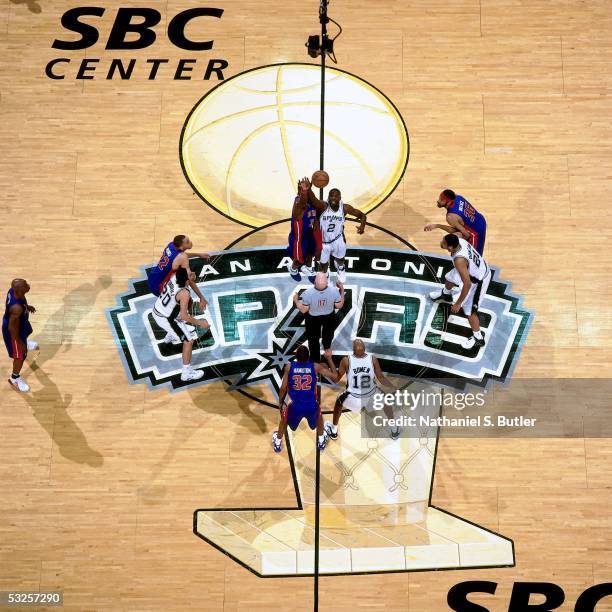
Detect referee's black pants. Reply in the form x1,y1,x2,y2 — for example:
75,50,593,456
304,312,337,363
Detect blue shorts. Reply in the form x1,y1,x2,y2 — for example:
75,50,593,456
287,220,317,263
287,229,317,264
282,401,320,431
3,328,27,359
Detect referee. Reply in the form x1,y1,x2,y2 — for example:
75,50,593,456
293,272,345,363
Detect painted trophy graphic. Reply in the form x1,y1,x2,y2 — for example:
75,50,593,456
110,64,531,575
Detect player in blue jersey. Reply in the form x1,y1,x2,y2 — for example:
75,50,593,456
287,178,326,282
272,345,338,453
424,189,487,255
4,279,38,393
148,235,210,344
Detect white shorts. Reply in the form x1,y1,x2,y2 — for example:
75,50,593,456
320,236,346,264
337,389,376,413
152,311,198,342
445,268,491,316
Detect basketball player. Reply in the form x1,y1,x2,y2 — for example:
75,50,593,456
287,178,326,282
324,339,400,440
429,234,491,349
307,186,367,283
424,189,487,255
151,267,210,381
272,345,338,453
4,279,38,393
148,235,210,343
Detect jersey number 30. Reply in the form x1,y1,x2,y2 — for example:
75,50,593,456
160,283,173,307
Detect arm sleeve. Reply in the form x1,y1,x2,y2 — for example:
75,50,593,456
300,289,311,306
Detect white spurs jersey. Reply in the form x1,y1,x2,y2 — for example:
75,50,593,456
320,201,345,243
153,273,184,318
346,353,377,397
452,238,488,281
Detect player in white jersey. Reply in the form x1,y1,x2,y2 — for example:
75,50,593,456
429,234,491,350
324,339,399,440
151,267,210,381
308,187,367,283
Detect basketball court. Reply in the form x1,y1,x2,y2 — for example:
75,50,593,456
2,0,612,610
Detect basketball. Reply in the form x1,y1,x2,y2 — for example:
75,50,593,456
311,170,330,188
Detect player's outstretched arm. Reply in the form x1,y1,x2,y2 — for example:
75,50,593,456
292,178,310,219
305,178,327,213
424,222,453,232
333,282,345,310
335,356,349,383
278,364,290,407
373,356,394,390
188,279,207,313
344,203,367,234
315,361,338,384
174,253,207,311
323,349,337,376
177,291,209,329
188,252,211,260
451,258,472,315
445,213,471,240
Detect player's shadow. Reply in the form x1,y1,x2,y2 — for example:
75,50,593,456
10,0,42,14
217,450,297,508
24,362,103,468
190,385,269,445
138,413,198,506
36,275,112,367
368,192,429,250
139,389,270,503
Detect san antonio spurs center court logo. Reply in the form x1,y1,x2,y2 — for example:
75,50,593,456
107,242,530,393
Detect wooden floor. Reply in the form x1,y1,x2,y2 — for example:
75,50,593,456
2,0,612,609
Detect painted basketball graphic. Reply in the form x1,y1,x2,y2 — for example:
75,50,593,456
180,63,409,227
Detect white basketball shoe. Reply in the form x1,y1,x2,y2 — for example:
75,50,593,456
8,376,30,392
180,367,204,382
429,290,453,303
26,340,39,351
163,332,180,344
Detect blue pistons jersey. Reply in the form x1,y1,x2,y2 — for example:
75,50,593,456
288,360,317,405
448,194,487,254
148,242,181,296
283,360,319,431
287,198,319,263
3,287,33,359
2,288,32,339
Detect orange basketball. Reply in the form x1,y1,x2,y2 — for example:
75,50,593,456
311,170,330,188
